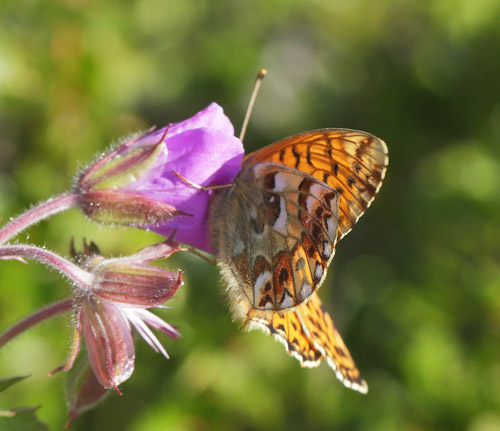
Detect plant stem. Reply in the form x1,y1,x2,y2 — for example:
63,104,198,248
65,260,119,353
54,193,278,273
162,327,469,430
0,192,79,245
0,245,93,287
0,298,73,349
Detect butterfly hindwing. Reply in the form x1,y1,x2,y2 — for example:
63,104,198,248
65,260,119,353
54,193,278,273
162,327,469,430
248,306,322,367
247,293,367,393
298,294,367,392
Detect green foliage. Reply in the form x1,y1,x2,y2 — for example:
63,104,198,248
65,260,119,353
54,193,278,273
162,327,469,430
0,376,49,430
0,376,30,393
0,407,49,431
1,0,500,429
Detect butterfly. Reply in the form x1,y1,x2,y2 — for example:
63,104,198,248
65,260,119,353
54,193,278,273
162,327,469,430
209,129,388,392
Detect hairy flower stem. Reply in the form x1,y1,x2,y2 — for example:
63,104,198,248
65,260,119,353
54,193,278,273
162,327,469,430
0,298,73,349
0,192,78,245
0,245,93,287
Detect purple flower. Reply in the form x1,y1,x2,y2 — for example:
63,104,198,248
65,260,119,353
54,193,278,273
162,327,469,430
77,103,244,253
54,241,183,393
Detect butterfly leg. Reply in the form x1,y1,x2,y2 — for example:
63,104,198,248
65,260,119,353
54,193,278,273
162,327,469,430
172,171,233,191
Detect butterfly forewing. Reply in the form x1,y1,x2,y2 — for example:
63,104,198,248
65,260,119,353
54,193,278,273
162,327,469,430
244,129,388,240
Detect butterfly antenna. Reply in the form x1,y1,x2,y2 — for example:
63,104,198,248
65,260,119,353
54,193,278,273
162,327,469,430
239,69,267,142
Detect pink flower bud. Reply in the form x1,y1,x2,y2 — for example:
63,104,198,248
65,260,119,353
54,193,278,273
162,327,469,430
93,260,182,307
80,296,135,392
54,240,183,395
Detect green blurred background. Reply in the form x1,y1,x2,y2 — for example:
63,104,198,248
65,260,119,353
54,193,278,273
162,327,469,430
1,0,500,430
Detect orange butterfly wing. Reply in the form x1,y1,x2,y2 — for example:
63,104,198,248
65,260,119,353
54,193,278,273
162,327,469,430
244,129,388,240
247,293,367,393
211,127,387,392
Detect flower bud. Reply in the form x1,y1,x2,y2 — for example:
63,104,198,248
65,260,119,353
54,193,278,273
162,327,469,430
92,259,182,307
55,240,183,394
80,296,135,392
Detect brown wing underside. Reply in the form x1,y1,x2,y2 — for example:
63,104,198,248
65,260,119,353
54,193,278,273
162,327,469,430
221,163,340,311
244,129,388,240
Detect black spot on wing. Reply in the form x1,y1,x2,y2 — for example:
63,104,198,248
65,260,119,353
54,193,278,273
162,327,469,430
279,148,286,162
292,146,301,169
279,267,290,285
307,146,312,165
335,346,347,357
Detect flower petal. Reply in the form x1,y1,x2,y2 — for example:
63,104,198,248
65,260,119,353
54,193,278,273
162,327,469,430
141,102,236,142
130,308,181,340
124,127,243,252
124,309,170,359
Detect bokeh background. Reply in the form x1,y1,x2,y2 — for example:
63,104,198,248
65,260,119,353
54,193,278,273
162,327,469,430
1,0,500,430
